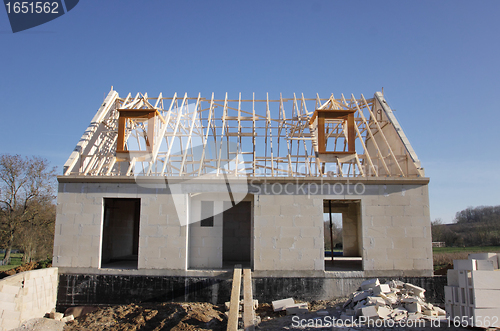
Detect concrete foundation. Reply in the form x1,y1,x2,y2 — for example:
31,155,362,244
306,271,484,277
56,272,446,311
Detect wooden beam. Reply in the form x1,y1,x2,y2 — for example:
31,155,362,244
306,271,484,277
243,268,255,331
360,94,405,177
227,265,242,331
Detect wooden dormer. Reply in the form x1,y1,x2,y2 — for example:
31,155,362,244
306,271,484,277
116,108,158,154
309,108,356,155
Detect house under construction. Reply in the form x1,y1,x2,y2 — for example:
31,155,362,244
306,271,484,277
53,89,432,284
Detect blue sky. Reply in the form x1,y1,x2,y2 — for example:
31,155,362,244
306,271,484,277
1,0,499,223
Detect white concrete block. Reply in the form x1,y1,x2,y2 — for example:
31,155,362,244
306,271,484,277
366,296,386,307
405,283,426,298
445,304,453,318
434,306,446,316
360,278,380,290
0,284,20,295
377,306,392,319
472,270,500,289
2,318,21,330
373,284,391,296
405,302,421,313
50,311,64,321
458,270,470,289
379,292,397,305
0,292,16,303
447,269,459,286
444,286,454,304
360,306,379,321
454,259,476,271
272,298,294,312
286,303,308,315
353,290,371,303
452,305,462,317
469,253,499,269
423,309,438,317
473,289,500,309
457,286,468,305
476,260,494,271
471,308,500,327
0,300,16,312
391,307,407,316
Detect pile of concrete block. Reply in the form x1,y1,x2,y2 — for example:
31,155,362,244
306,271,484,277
445,253,500,328
272,298,309,315
340,278,445,322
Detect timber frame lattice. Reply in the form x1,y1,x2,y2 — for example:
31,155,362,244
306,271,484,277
63,89,424,178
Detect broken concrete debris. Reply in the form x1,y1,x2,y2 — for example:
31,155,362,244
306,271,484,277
48,309,74,323
272,297,295,312
340,278,445,323
286,303,309,315
271,298,309,315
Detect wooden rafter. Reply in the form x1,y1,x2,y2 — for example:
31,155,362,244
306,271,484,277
63,90,424,178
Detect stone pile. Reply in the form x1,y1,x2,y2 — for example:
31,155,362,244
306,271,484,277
340,278,446,322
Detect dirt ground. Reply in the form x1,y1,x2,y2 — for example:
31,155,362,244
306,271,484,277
55,298,474,331
63,302,226,331
16,299,476,331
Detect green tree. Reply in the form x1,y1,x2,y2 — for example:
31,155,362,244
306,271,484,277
0,154,56,265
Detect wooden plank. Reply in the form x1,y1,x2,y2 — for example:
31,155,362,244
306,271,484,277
197,93,215,176
227,265,242,331
161,93,186,175
346,94,390,176
360,94,404,176
147,93,176,175
216,93,229,176
243,268,255,331
179,94,201,175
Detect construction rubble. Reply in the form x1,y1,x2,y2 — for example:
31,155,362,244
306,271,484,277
340,278,446,323
48,309,74,323
272,297,309,315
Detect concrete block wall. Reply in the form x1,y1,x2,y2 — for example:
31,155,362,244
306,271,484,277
0,268,58,331
340,203,361,257
138,189,187,270
253,194,324,271
360,184,432,276
188,199,223,269
54,179,431,277
252,182,432,276
53,183,187,271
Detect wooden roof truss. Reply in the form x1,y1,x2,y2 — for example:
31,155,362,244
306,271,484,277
63,90,424,178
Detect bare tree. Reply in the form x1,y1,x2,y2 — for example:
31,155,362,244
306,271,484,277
15,200,56,263
0,154,56,265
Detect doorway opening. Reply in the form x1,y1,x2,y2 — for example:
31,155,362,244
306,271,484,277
323,200,362,271
101,198,140,269
223,201,252,268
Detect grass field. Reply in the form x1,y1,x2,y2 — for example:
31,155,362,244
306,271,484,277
433,246,500,254
433,246,500,270
0,253,23,272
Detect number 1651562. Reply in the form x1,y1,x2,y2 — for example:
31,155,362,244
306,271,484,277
5,2,59,14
